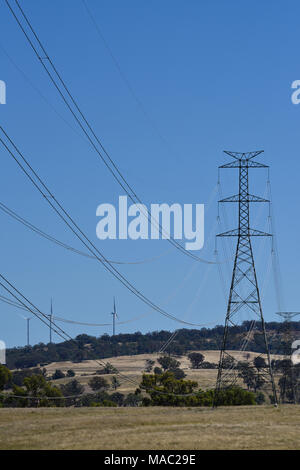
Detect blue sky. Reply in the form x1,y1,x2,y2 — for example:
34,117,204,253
0,0,300,347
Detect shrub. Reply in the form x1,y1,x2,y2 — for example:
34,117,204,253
52,369,65,380
88,376,109,392
66,369,75,377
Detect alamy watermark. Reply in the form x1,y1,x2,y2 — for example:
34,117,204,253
0,340,6,364
291,340,300,365
96,196,204,251
0,80,6,105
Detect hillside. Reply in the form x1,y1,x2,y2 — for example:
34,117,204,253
6,321,299,370
43,350,285,395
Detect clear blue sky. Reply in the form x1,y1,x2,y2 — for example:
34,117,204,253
0,0,299,348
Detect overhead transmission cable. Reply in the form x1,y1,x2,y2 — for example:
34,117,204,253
0,274,71,343
0,251,218,329
81,0,175,154
0,204,221,331
0,201,172,265
267,172,285,312
0,41,84,141
0,276,219,398
0,275,145,389
0,127,211,328
5,0,218,265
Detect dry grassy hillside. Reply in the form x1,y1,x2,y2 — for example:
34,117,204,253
44,350,284,394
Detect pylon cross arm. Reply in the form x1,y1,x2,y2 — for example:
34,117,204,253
219,194,269,203
217,228,272,237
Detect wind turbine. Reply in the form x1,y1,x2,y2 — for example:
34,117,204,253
26,317,31,347
111,297,118,336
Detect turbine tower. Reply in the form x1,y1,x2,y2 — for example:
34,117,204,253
111,297,118,336
214,150,278,406
26,317,31,347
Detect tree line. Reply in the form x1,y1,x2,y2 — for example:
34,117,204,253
6,320,299,370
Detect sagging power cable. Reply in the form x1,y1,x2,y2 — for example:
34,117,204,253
0,200,172,265
5,0,217,265
0,127,210,328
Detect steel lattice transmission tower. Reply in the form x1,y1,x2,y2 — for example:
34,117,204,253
214,150,278,406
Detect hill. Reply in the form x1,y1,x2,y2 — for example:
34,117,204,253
43,349,284,395
6,320,299,370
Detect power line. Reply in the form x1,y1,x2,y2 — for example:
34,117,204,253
0,274,71,343
0,276,222,398
267,175,285,312
81,0,176,154
0,292,215,329
0,274,142,389
0,230,221,330
5,0,216,265
0,200,172,265
0,275,208,397
0,40,84,141
0,126,209,328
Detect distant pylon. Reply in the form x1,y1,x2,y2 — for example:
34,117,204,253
214,150,278,406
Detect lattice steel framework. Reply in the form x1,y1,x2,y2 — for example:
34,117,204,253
214,150,278,406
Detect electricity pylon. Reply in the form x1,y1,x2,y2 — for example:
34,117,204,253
214,150,278,406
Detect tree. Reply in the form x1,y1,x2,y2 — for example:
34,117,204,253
222,356,235,369
154,367,163,375
238,362,256,391
111,376,120,391
157,356,180,371
141,371,198,406
23,374,46,396
10,368,47,389
19,374,63,407
170,368,186,379
277,361,300,403
60,379,84,397
52,369,65,380
0,365,11,391
104,363,117,374
238,362,265,392
188,352,205,369
110,392,124,406
144,359,155,373
89,376,109,392
66,369,75,377
253,356,266,370
213,387,256,406
124,392,142,407
255,392,266,405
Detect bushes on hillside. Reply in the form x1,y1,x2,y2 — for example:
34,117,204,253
140,371,256,407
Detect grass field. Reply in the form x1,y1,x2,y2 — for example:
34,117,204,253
0,405,299,450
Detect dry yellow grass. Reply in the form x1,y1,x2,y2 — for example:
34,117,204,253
0,405,299,450
44,350,284,394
